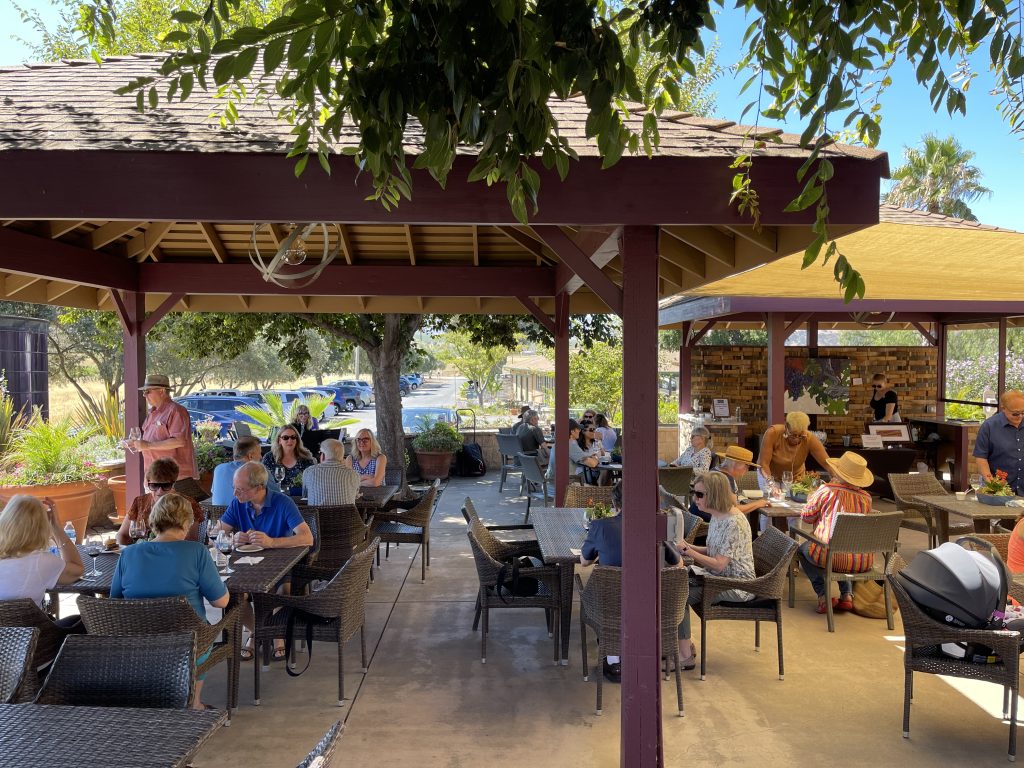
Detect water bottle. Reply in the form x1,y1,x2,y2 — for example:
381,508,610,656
63,521,77,544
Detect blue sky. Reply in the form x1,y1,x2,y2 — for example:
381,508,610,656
0,0,1020,230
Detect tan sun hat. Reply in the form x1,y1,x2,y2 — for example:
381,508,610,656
826,451,874,488
715,445,757,466
139,374,173,391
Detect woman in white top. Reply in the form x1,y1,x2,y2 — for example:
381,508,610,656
594,413,618,453
0,495,84,608
672,427,713,475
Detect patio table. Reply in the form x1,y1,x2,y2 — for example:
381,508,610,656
0,703,225,767
912,494,1019,543
223,545,309,594
531,508,587,665
48,545,121,598
355,484,398,511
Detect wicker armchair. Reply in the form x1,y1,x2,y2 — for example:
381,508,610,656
575,565,688,716
735,471,762,494
790,511,903,632
173,476,211,503
889,472,972,548
682,510,708,544
658,467,694,499
518,453,550,523
0,627,38,704
959,534,1024,604
292,504,371,591
369,480,439,581
77,594,242,713
252,537,378,706
466,529,560,664
496,433,525,494
0,598,71,691
691,526,798,680
297,721,344,768
563,485,614,509
887,553,1021,761
461,497,540,561
34,632,196,708
198,503,228,545
298,506,321,566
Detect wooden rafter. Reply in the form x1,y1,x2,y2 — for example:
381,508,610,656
496,226,547,264
658,231,704,277
297,295,309,310
338,224,354,265
88,220,144,250
124,221,174,262
198,222,228,263
46,220,87,239
662,225,735,267
725,224,778,254
404,224,416,265
517,295,556,335
471,225,480,266
46,281,79,303
237,295,249,309
5,274,41,297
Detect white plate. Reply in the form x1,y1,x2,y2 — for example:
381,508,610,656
235,544,265,553
744,490,764,499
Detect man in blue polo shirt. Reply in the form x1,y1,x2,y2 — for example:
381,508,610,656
217,461,313,549
974,390,1024,495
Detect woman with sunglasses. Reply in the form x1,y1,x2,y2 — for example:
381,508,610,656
345,428,387,487
756,411,831,491
116,457,203,545
289,404,320,436
866,373,900,422
576,419,606,484
262,425,316,491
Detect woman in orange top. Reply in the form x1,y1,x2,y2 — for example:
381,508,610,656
1007,518,1024,573
757,411,831,490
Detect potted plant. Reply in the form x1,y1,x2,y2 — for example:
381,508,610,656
977,469,1018,506
0,408,99,542
193,435,229,494
411,418,463,480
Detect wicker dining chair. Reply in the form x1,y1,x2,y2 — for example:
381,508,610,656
296,721,344,768
35,632,196,708
0,627,38,704
518,453,550,523
563,485,614,509
682,509,708,544
735,471,762,494
292,504,371,591
790,511,904,632
77,593,242,714
495,433,525,494
0,598,71,687
198,502,228,545
958,534,1024,604
887,553,1021,761
691,526,798,681
889,472,973,548
576,565,688,716
461,497,540,561
466,529,560,664
173,476,211,503
658,467,694,500
252,537,378,706
298,506,321,566
369,480,439,581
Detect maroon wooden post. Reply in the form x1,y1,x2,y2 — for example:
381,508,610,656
998,317,1008,401
620,225,663,767
807,320,819,350
114,291,146,502
766,313,786,426
554,290,570,506
936,322,947,420
678,322,692,415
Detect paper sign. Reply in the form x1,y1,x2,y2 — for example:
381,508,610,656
712,398,730,418
861,434,883,449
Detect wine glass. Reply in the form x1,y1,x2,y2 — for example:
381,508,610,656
274,466,286,485
124,427,141,454
970,474,982,494
83,539,103,578
781,471,794,498
216,531,234,575
129,519,147,544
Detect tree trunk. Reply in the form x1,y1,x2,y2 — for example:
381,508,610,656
315,373,324,386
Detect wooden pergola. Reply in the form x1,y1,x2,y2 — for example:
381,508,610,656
0,54,888,767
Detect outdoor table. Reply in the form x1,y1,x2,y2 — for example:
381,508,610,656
0,703,225,767
912,494,1020,543
48,545,121,598
531,508,587,665
760,499,805,533
355,484,398,512
223,545,309,595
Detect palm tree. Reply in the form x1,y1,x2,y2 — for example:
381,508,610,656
883,134,991,221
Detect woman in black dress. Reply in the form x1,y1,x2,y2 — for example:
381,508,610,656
868,373,900,422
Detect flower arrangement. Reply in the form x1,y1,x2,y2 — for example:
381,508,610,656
585,498,615,521
789,471,821,497
980,470,1015,497
195,418,222,443
193,437,228,475
0,409,98,487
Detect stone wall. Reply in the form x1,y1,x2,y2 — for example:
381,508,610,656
691,345,938,446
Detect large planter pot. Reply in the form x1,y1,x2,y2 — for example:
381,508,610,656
198,471,214,495
977,492,1019,506
108,475,127,521
414,450,455,481
0,481,98,543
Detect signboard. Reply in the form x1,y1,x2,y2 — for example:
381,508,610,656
713,398,730,418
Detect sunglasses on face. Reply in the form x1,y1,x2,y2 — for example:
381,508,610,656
872,384,883,389
1008,410,1024,417
691,490,705,499
785,432,806,441
147,482,173,490
357,437,371,442
279,434,297,441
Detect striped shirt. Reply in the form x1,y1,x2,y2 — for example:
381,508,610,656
801,482,873,572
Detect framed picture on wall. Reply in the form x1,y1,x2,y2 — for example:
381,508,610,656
783,356,851,415
867,423,912,443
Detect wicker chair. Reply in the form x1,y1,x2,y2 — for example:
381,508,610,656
682,509,708,544
0,598,71,692
34,632,196,708
518,453,550,523
563,485,614,509
889,472,973,548
959,534,1024,604
691,526,798,681
658,467,694,501
173,476,211,503
297,721,344,768
252,537,378,706
292,504,371,591
77,594,242,713
790,511,903,632
575,565,688,716
369,480,439,581
461,497,540,561
0,627,38,704
198,503,228,544
735,471,762,494
466,529,560,664
496,433,525,494
887,553,1021,761
298,506,321,566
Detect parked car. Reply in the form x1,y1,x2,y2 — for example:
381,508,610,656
316,384,365,412
401,407,460,433
331,380,374,406
192,388,249,398
398,377,412,397
175,395,262,431
300,388,341,418
405,373,422,387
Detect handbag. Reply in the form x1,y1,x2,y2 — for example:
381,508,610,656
283,607,335,676
852,580,897,620
495,556,541,603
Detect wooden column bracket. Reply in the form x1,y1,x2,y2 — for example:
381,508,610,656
687,320,717,346
784,313,812,340
534,226,623,315
517,295,556,335
910,321,938,346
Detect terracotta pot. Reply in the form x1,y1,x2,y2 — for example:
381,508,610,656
108,475,127,521
198,471,214,495
0,481,98,543
414,450,455,481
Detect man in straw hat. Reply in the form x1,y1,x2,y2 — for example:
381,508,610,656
127,374,197,480
714,445,771,520
796,451,874,615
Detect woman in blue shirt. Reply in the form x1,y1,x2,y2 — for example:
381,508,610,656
111,493,229,710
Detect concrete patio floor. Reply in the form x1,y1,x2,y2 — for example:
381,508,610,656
167,474,1020,767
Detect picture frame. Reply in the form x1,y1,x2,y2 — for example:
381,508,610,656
867,423,911,443
712,398,730,418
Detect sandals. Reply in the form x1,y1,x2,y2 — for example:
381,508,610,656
240,636,254,661
835,595,855,612
679,642,697,671
272,646,288,662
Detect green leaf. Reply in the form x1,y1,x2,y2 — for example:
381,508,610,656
148,86,157,109
801,234,826,268
294,154,309,177
288,27,315,67
234,47,258,80
213,55,236,86
171,10,202,23
264,37,287,73
180,73,194,102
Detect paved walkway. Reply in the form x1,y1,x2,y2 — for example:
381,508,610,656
179,474,1020,767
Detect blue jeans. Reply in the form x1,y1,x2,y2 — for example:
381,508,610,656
798,542,852,599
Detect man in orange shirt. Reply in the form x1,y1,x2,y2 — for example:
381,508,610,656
127,374,197,480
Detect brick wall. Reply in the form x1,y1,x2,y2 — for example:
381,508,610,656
691,346,938,445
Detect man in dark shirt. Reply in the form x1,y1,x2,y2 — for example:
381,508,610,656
974,390,1024,494
516,409,547,454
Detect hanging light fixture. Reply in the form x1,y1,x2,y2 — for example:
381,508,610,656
249,222,342,288
848,311,897,327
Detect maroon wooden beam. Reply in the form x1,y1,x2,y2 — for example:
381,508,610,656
687,320,717,346
678,322,692,415
767,313,786,425
807,320,819,349
516,295,556,336
620,225,663,767
936,322,947,420
910,321,938,346
553,291,570,507
536,226,623,315
783,312,811,340
140,292,185,335
138,264,554,297
998,317,1007,401
120,291,145,503
0,151,884,227
0,226,138,291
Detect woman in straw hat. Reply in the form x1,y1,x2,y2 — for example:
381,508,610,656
797,451,875,614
